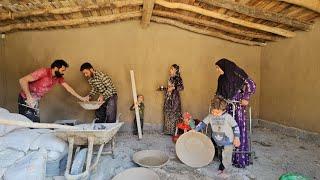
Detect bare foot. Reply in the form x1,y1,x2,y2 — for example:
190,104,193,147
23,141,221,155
217,171,230,179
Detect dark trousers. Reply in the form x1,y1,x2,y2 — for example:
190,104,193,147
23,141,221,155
217,145,233,172
211,137,219,159
217,146,225,171
211,137,225,171
95,94,117,123
133,117,144,135
18,94,40,123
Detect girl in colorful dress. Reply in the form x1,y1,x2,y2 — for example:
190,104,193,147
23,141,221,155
163,64,184,135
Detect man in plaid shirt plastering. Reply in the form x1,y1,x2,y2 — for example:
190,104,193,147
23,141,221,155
81,62,118,123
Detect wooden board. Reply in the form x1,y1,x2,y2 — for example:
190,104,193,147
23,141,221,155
130,70,142,139
0,118,78,130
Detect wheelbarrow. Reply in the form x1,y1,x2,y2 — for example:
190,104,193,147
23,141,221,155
54,122,123,180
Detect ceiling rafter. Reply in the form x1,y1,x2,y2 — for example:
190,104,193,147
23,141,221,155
0,11,142,32
0,0,143,20
278,0,320,13
151,16,266,46
0,0,318,46
141,0,155,28
153,10,279,41
199,0,311,30
154,0,296,37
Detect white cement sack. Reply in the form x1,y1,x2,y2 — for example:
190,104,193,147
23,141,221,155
4,149,47,180
0,108,9,114
0,113,30,121
47,151,61,162
70,148,88,175
30,133,67,153
0,113,32,136
0,129,40,153
30,128,53,134
0,149,25,168
0,168,6,179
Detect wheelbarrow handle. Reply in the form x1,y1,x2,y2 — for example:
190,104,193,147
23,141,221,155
18,103,40,111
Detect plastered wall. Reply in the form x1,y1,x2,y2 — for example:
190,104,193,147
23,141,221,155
1,21,260,127
260,21,320,133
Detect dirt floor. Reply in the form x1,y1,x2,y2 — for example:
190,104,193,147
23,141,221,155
87,126,320,180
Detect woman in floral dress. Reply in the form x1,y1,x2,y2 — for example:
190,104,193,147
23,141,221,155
215,58,256,168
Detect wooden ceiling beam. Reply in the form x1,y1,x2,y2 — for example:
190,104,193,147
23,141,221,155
278,0,320,13
0,11,142,33
151,16,266,46
199,0,311,30
154,0,296,37
0,0,143,20
141,0,155,28
153,10,279,41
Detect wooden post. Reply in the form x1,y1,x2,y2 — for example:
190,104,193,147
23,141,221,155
130,70,142,139
141,0,155,28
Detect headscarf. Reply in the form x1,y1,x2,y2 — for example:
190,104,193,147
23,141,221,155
215,58,248,99
171,64,180,77
168,64,183,92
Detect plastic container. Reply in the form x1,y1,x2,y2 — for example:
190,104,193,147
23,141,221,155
279,172,309,180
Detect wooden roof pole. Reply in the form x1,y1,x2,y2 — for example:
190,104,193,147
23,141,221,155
130,70,143,139
154,0,296,37
199,0,311,30
141,0,155,28
278,0,320,13
0,0,143,21
151,16,266,46
153,10,279,41
0,11,142,33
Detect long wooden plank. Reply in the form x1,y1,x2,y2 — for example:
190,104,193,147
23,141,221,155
0,11,142,32
130,70,142,139
151,16,266,46
0,0,143,20
199,0,311,30
153,10,279,41
0,118,78,129
278,0,320,13
154,0,296,37
141,0,155,28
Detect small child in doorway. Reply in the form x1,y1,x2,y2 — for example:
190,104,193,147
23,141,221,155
130,95,145,135
195,96,240,177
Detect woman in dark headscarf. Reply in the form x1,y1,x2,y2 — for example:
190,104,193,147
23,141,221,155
215,58,256,168
163,64,184,135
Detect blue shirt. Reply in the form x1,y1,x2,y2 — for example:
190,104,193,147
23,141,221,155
195,112,240,146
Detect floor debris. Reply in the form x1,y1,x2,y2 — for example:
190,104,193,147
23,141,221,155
252,141,272,147
86,127,320,180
